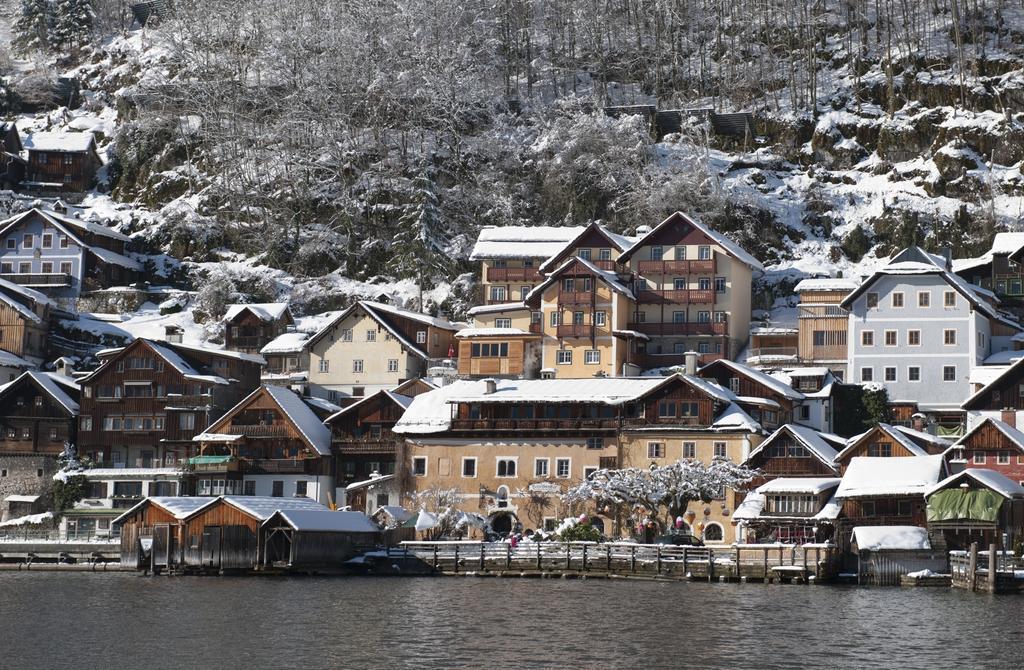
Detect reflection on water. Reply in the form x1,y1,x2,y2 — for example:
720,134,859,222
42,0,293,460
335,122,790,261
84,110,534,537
3,572,1021,670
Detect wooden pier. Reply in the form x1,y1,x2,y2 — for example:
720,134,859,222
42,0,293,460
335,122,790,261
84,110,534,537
950,543,1024,594
400,541,838,583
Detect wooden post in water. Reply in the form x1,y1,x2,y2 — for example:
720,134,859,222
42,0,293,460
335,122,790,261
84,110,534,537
683,547,689,574
708,548,715,582
506,543,511,569
566,544,571,570
763,547,768,580
607,544,612,572
537,542,542,571
582,544,588,572
631,545,636,573
656,545,662,575
433,545,438,571
735,545,740,579
480,543,485,571
454,544,459,574
989,543,998,592
968,542,978,592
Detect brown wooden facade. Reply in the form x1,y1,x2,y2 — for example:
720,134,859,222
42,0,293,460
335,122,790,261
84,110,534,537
744,429,840,481
834,425,936,473
796,288,850,369
225,306,294,355
77,339,263,464
26,140,102,192
963,358,1024,411
951,418,1024,484
456,337,530,377
0,285,50,362
0,372,78,457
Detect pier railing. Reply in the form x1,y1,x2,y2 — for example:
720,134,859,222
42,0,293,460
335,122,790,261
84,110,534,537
400,541,836,581
950,545,1024,592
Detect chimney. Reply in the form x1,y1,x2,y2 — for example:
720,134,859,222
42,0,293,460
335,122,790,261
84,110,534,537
684,351,698,376
941,246,952,271
911,412,927,432
1001,408,1016,428
483,378,497,395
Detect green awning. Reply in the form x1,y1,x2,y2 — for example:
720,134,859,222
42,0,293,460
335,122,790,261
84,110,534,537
927,488,1003,523
187,455,235,465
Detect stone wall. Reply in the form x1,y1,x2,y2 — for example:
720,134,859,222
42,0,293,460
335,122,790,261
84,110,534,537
0,455,57,521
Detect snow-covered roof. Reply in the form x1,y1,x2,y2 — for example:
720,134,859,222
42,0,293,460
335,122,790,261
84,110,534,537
346,473,397,491
0,349,33,370
147,341,228,386
618,211,764,271
166,342,266,365
264,509,380,533
0,275,54,307
261,386,332,455
793,278,858,292
835,423,929,462
756,477,841,495
373,505,414,523
325,388,413,424
749,326,798,335
0,511,53,527
4,494,40,503
954,417,1024,451
612,329,650,341
307,301,461,360
731,492,765,520
302,396,342,414
224,303,291,323
537,222,638,273
23,131,96,153
953,233,1024,274
747,424,840,467
851,526,931,551
0,289,43,324
192,432,244,442
814,492,842,520
456,327,530,337
835,455,945,498
982,349,1024,366
951,255,991,273
469,225,584,260
23,370,79,414
963,356,1024,409
88,246,143,271
525,255,635,304
467,302,528,316
260,331,309,355
701,358,804,401
221,495,329,520
893,425,951,449
926,469,1024,499
114,496,217,524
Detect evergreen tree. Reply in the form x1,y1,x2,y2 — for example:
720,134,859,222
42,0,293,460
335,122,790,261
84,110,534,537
393,162,450,297
51,0,94,54
11,0,51,55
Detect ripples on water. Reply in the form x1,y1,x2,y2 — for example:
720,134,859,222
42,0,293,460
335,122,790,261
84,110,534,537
2,573,1021,670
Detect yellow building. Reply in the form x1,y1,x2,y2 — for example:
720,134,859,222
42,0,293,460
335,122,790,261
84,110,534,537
794,278,857,380
394,373,767,540
471,225,583,304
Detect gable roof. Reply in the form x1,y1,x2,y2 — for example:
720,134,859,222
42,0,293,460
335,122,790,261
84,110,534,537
835,455,946,497
525,256,635,306
469,225,584,261
616,211,764,270
202,386,332,456
23,131,96,153
467,302,528,316
851,525,931,551
953,416,1024,451
263,509,380,533
957,232,1024,270
745,423,840,468
699,358,804,401
835,423,930,462
926,468,1024,499
217,495,329,520
324,387,413,425
0,275,55,308
0,370,79,415
260,331,309,355
0,207,130,245
962,356,1024,409
306,301,461,359
78,338,260,385
224,303,291,323
112,496,218,525
537,221,637,274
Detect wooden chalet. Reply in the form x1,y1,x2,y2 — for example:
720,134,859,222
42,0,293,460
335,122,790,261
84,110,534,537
261,510,380,568
925,469,1024,551
259,331,310,381
947,416,1024,484
733,477,841,544
190,385,334,504
76,339,264,465
833,423,951,474
22,132,103,192
0,278,54,367
0,370,79,457
115,495,330,573
963,356,1024,419
698,358,804,431
743,423,841,479
223,303,294,355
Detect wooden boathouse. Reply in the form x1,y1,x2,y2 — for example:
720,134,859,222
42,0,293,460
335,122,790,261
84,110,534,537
261,510,380,569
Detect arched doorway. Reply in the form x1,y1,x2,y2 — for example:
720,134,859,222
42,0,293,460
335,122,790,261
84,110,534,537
703,522,724,543
489,512,515,536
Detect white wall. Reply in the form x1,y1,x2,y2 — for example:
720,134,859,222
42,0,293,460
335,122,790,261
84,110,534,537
242,474,335,506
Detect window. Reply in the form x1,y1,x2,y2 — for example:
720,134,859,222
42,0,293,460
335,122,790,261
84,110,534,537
997,451,1011,465
800,405,811,420
599,248,612,260
651,246,664,261
918,291,930,307
584,467,598,480
943,329,957,345
295,481,308,497
586,437,604,450
535,458,549,477
556,350,572,365
178,413,195,430
462,458,477,478
861,330,874,346
884,330,897,346
648,442,665,459
861,367,873,382
579,248,591,260
60,235,69,249
658,400,676,418
471,342,509,357
42,233,52,248
59,261,72,276
0,263,9,273
319,359,329,373
908,330,921,346
520,286,530,299
242,480,256,496
884,367,897,382
891,292,904,308
416,331,427,344
20,427,30,439
80,416,92,431
22,234,32,248
714,276,726,292
555,458,570,478
412,456,427,476
584,350,600,365
572,311,584,325
703,523,723,541
908,366,921,382
496,458,517,477
867,442,893,457
340,328,352,342
489,286,506,301
4,238,12,249
973,452,986,464
353,360,364,373
714,442,727,458
698,277,711,290
862,501,876,517
366,329,376,342
495,318,512,329
943,365,956,382
944,291,956,307
18,262,30,274
271,481,284,497
387,359,399,372
897,499,912,517
550,311,560,326
866,292,879,308
595,311,606,327
682,442,696,459
698,246,711,260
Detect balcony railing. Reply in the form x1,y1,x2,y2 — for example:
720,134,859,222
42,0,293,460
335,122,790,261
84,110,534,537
637,259,715,275
627,321,727,337
629,352,724,369
451,418,619,431
486,267,542,282
746,347,798,359
558,289,594,304
529,322,543,334
240,459,319,474
556,324,595,338
227,335,266,349
334,439,399,455
223,424,291,438
589,259,617,270
623,415,705,427
0,272,72,287
637,289,715,304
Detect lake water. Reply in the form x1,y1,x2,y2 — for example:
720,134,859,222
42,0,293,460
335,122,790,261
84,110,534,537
2,572,1021,669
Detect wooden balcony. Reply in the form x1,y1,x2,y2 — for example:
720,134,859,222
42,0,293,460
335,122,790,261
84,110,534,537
746,346,798,359
224,424,291,438
557,290,594,304
0,272,72,287
240,459,321,474
629,352,724,369
637,259,715,275
227,335,267,350
627,321,727,337
556,324,595,338
637,289,715,304
623,416,705,428
486,267,542,282
590,259,617,271
802,345,847,362
334,439,399,455
451,418,619,431
528,322,543,334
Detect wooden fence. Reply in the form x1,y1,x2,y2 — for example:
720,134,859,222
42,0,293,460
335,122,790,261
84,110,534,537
950,544,1024,593
400,541,837,582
